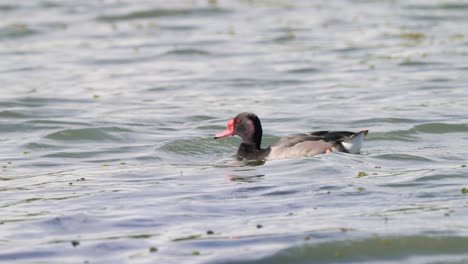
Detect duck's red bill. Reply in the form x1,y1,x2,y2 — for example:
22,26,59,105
214,119,235,139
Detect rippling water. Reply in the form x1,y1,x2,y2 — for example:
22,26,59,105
2,0,468,263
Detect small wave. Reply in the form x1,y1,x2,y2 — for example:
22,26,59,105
399,60,440,66
414,172,467,183
159,137,236,156
0,110,30,119
225,78,304,88
159,25,198,31
253,235,468,264
287,67,320,74
162,49,210,56
23,142,61,150
0,4,16,11
0,123,59,133
357,117,422,124
0,24,37,40
97,7,230,22
366,131,416,142
26,120,90,126
367,123,468,142
406,3,468,10
45,127,129,142
90,55,156,65
374,153,433,162
43,150,110,159
413,123,468,134
9,97,89,108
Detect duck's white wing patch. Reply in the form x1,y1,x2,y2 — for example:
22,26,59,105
341,130,368,154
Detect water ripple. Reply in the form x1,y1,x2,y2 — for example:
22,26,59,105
45,127,130,142
374,154,433,162
0,24,37,40
414,123,468,134
0,110,30,119
238,235,468,264
162,48,211,57
97,7,231,22
2,1,468,263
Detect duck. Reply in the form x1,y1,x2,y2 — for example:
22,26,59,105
214,112,368,161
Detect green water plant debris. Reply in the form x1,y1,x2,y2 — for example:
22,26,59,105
450,34,464,40
13,24,29,31
460,164,466,168
401,32,425,41
206,230,214,235
228,25,235,35
149,247,158,253
304,236,310,241
356,187,366,192
192,251,200,256
256,224,263,229
461,188,468,194
71,240,80,247
357,172,368,177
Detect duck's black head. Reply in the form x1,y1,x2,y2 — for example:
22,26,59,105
214,112,263,149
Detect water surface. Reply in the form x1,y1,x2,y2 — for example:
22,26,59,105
1,0,468,263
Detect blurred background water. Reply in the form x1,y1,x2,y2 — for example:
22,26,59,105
1,0,468,263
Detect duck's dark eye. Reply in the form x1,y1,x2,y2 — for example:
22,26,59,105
236,118,241,124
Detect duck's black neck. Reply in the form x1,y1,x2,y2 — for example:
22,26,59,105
237,144,271,161
250,116,263,149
